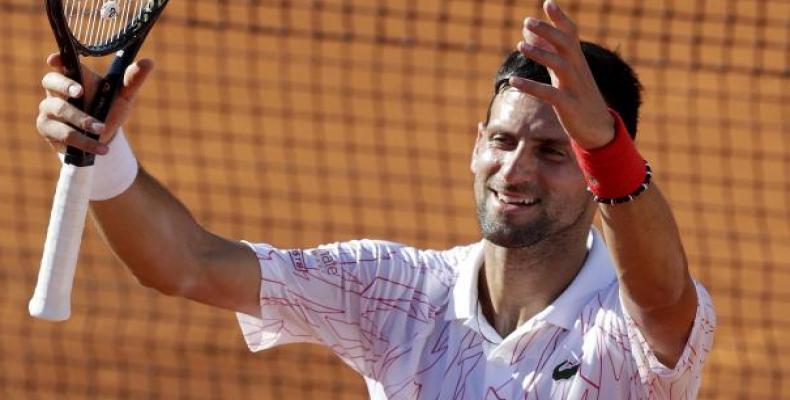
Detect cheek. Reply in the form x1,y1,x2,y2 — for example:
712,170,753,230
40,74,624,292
472,151,498,201
542,162,588,198
471,148,500,177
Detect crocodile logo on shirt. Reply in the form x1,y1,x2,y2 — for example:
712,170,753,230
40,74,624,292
552,360,580,380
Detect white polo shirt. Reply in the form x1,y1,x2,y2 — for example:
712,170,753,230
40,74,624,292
237,229,715,399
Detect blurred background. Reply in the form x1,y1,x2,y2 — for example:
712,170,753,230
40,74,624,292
1,0,787,398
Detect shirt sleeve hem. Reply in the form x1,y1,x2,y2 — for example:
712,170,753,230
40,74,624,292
623,281,716,380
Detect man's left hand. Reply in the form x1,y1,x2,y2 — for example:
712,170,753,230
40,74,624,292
510,0,614,150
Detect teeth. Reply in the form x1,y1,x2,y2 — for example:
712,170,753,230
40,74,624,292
496,192,537,205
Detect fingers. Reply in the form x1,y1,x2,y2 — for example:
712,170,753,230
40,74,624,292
521,0,581,60
38,96,107,155
508,76,563,106
523,17,578,57
514,3,615,146
39,96,104,132
517,41,575,85
518,0,586,88
38,52,153,154
42,71,84,99
41,52,105,155
543,0,578,37
522,21,556,53
44,52,91,100
36,114,109,155
47,50,104,99
39,54,154,150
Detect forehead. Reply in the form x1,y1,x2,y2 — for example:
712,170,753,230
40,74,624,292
487,88,566,140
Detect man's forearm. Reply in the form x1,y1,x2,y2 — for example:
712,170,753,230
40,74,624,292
89,166,213,296
599,182,698,366
599,183,694,307
90,166,261,314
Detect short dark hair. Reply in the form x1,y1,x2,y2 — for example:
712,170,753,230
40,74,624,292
486,41,642,138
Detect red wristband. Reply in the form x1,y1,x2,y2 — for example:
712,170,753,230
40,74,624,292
570,109,646,199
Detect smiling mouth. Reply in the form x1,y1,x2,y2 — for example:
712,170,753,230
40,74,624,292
491,189,540,206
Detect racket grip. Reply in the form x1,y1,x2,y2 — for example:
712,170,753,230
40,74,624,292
29,163,94,321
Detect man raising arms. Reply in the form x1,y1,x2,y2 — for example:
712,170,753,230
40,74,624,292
35,1,714,398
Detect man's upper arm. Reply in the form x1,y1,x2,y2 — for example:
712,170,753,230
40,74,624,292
232,239,460,380
185,234,262,316
234,240,446,376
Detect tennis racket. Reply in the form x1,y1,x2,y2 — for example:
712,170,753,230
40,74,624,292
29,0,169,321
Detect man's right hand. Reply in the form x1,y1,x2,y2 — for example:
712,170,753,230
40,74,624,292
36,52,262,315
36,52,154,155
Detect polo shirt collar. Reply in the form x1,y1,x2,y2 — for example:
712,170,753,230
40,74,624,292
445,227,616,331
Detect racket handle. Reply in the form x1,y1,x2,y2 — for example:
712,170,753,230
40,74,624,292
29,163,94,321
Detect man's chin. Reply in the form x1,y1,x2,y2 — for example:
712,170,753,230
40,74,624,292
477,205,553,248
481,225,549,249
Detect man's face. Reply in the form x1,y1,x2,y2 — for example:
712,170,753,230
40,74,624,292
472,88,595,248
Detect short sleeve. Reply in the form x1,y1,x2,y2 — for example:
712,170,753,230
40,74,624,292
624,281,716,398
235,239,456,377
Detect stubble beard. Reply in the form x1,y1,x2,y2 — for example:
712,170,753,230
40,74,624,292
476,190,592,249
477,204,553,248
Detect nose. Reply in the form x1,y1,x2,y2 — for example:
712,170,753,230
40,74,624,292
500,144,537,185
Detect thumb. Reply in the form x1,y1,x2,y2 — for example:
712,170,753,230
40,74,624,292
120,58,155,102
100,59,155,143
46,52,64,70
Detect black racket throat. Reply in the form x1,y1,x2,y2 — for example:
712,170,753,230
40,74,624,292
46,0,167,167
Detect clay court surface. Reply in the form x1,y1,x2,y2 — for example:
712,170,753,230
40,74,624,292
0,0,787,398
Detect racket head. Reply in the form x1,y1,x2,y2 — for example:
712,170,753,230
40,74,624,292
48,0,168,56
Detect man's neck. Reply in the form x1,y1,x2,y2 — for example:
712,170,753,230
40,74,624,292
477,229,590,338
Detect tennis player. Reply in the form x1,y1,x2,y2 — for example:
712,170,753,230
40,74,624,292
36,1,714,398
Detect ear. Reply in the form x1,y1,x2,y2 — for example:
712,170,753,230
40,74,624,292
471,122,485,173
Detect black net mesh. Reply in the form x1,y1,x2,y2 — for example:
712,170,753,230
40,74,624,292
1,0,788,398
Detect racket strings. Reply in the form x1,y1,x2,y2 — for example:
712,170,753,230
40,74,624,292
64,0,149,49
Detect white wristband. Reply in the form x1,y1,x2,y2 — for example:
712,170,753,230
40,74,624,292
58,128,139,201
91,128,138,200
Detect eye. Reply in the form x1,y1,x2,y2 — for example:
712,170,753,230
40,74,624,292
539,145,566,160
488,132,517,149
